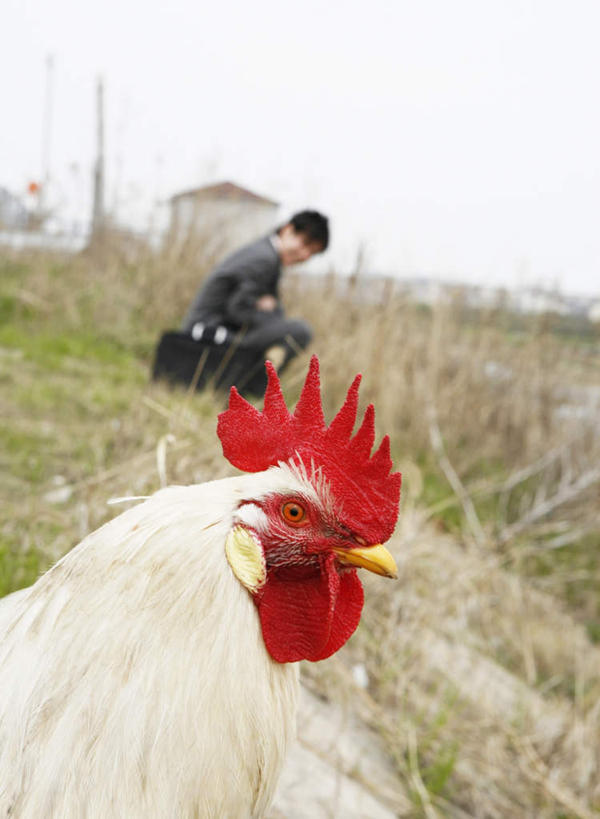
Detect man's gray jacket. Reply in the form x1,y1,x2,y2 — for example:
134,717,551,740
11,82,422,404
182,236,282,333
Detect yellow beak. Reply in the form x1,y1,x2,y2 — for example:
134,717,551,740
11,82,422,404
333,543,398,579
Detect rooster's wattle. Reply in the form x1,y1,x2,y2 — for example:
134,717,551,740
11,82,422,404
0,356,401,818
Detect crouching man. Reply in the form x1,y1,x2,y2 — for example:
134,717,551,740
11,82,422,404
181,210,329,372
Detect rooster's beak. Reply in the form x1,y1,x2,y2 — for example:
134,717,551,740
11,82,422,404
333,543,398,579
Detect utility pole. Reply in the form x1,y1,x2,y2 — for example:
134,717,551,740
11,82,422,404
91,76,106,242
38,53,54,222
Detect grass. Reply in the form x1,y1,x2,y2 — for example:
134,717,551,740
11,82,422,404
1,240,600,816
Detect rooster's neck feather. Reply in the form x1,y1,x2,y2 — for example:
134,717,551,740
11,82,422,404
0,478,298,817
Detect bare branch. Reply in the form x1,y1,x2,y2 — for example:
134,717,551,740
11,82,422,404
498,468,600,545
426,403,487,548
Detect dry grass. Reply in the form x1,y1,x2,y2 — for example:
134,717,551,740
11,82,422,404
307,505,600,817
1,238,599,816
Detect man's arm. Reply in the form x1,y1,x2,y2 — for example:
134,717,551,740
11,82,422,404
182,236,282,331
221,237,283,328
225,276,282,326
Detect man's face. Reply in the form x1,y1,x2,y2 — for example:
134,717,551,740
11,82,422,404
278,224,324,266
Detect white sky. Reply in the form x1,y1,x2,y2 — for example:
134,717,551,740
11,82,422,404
2,0,599,295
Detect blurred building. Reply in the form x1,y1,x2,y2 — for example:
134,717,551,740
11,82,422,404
0,187,29,230
167,181,280,255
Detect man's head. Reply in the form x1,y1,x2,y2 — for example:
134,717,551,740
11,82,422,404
276,210,329,266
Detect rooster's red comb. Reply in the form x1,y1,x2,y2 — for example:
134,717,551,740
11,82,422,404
217,355,401,543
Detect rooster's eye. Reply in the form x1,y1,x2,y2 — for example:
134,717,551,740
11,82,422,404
281,501,307,526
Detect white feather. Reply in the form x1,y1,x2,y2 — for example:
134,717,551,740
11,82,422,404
0,465,322,818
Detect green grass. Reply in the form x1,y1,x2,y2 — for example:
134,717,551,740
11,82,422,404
0,278,159,594
0,322,148,493
422,740,459,798
0,424,57,484
522,532,600,627
0,324,140,368
418,688,461,798
0,523,59,596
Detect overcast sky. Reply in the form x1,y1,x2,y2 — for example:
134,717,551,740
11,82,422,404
2,0,599,294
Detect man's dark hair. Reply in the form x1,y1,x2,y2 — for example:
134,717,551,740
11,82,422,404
286,210,329,251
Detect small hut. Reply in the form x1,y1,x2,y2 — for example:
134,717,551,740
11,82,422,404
167,181,279,254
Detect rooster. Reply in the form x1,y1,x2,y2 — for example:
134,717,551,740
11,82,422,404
0,356,401,818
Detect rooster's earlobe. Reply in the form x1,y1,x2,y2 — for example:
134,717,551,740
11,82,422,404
225,526,266,593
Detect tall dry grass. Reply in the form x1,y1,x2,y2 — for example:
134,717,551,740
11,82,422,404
4,237,599,626
2,235,600,816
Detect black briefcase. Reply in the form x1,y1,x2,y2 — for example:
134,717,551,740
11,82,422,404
151,331,268,396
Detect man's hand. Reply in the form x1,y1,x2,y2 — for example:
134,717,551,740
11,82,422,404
256,295,278,312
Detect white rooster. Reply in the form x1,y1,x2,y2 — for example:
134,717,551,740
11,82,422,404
0,355,401,818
